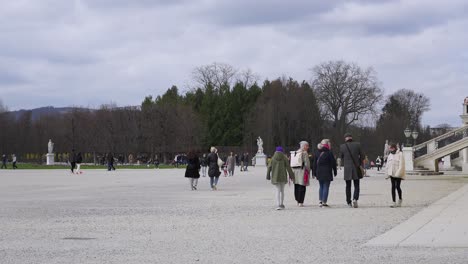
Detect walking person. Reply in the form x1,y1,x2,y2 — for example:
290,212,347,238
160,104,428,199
240,153,245,172
70,149,77,174
243,152,249,171
75,152,83,174
207,147,221,190
200,154,207,176
385,144,406,208
107,152,116,171
227,152,236,176
12,154,18,169
266,146,295,210
336,156,342,170
340,133,365,208
376,156,383,171
1,154,7,169
290,141,311,207
185,151,201,190
312,139,337,207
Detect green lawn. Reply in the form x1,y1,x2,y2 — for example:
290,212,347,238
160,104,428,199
0,163,186,170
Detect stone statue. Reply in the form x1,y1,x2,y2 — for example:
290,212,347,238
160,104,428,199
47,139,54,154
383,140,389,160
257,136,264,154
464,97,468,104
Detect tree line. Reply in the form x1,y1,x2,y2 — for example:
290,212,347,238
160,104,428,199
0,61,433,164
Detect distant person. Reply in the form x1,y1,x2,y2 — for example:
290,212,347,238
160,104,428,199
240,153,245,172
185,151,201,190
336,156,342,170
207,147,221,190
243,152,249,171
312,139,337,207
75,152,83,174
376,156,383,171
12,154,17,169
200,154,208,177
70,149,77,174
340,133,365,208
291,141,311,207
1,154,7,169
266,146,294,210
154,156,160,169
227,152,236,176
385,144,405,208
107,152,116,171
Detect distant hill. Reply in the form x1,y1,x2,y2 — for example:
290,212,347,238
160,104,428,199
8,106,86,121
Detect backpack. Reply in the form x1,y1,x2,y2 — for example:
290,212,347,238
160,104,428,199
290,151,303,168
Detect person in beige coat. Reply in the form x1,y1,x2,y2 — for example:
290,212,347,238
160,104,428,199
291,141,311,207
385,143,406,208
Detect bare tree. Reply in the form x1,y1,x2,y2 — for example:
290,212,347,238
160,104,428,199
192,62,237,89
391,89,430,129
311,60,383,136
236,68,260,88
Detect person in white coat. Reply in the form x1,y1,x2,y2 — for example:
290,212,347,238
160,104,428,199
385,143,405,208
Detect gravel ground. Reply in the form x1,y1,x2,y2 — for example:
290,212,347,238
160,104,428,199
0,168,467,264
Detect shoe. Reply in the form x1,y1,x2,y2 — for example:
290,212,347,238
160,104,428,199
213,185,217,191
319,203,323,208
193,186,197,190
348,203,353,208
275,207,282,210
390,202,397,208
322,203,329,207
352,200,358,208
299,203,304,207
397,199,402,207
191,186,195,191
280,205,285,209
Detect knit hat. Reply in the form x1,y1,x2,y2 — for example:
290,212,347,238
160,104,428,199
275,146,283,152
344,133,352,138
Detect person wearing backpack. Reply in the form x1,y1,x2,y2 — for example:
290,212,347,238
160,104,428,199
312,139,337,207
267,146,295,210
290,141,311,207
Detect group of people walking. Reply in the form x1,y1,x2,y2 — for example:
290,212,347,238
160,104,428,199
267,133,406,210
1,154,18,169
185,147,224,191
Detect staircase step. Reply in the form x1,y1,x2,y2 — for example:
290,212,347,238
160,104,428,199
407,170,444,176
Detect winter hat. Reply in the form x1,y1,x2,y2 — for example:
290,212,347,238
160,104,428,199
275,146,284,152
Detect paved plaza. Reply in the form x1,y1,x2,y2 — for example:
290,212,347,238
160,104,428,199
1,167,468,264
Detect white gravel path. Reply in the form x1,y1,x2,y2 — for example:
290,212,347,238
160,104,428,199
0,167,467,264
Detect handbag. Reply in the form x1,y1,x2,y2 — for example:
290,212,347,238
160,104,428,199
217,156,224,167
345,143,366,178
303,168,310,185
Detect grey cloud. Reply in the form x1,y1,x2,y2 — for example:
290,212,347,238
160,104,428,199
0,71,28,85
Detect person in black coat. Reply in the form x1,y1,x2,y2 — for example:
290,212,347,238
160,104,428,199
185,151,201,190
75,152,83,174
70,149,77,174
312,140,337,207
207,147,221,190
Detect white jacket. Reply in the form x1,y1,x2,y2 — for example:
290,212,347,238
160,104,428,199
386,151,405,179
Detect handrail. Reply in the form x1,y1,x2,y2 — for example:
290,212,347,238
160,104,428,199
413,125,468,150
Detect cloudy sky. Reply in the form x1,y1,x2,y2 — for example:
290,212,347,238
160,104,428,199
1,0,467,126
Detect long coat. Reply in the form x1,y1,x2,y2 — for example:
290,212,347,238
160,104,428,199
207,152,221,177
292,151,311,186
266,151,295,184
227,155,236,172
185,156,201,178
312,149,337,182
339,141,365,181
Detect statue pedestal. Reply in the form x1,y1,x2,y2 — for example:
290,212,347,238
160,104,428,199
402,147,414,171
255,153,267,167
46,153,55,165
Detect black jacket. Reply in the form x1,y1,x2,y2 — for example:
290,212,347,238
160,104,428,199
185,156,201,178
207,152,221,177
312,148,337,182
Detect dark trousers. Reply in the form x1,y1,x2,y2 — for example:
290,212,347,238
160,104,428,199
70,162,76,173
346,179,360,204
1,162,6,169
13,162,17,169
108,162,115,171
294,184,307,203
391,177,402,202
